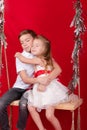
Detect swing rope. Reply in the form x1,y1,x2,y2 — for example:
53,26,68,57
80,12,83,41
69,0,86,129
4,45,13,130
77,56,81,130
0,0,13,129
0,43,2,76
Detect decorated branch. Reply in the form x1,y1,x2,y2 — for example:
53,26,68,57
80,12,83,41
0,0,7,47
0,0,7,77
68,0,86,93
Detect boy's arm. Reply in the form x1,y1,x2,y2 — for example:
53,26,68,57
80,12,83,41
18,57,62,86
19,70,38,84
15,52,44,66
19,70,51,86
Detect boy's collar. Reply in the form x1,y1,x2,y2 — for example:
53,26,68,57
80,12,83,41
22,50,34,56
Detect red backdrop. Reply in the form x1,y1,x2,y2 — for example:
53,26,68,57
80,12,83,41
0,0,87,130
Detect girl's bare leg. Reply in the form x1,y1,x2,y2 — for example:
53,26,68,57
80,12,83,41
28,105,46,130
45,106,62,130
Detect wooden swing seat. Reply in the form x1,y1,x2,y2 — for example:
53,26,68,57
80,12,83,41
11,98,83,111
55,98,83,110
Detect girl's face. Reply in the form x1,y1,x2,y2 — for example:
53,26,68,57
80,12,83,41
19,34,34,52
31,39,45,57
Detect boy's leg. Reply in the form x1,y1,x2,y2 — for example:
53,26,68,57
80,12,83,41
17,96,29,130
0,88,24,130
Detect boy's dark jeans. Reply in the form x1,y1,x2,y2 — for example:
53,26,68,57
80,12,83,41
17,96,29,130
0,88,26,130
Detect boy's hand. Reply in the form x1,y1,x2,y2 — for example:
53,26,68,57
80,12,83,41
15,52,21,58
37,84,46,92
15,52,25,61
37,76,51,86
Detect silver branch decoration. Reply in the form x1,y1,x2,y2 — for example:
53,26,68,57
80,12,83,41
0,0,7,88
68,0,86,94
0,0,7,48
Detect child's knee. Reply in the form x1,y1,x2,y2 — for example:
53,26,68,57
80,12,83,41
28,106,35,113
45,111,53,121
19,101,27,110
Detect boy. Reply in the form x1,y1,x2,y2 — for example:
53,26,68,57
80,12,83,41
0,29,41,130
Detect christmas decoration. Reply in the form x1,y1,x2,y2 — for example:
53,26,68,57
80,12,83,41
0,0,7,77
68,0,86,94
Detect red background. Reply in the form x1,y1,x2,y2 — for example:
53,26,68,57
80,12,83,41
0,0,87,130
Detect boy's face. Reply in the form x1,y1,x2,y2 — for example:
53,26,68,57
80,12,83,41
19,34,34,52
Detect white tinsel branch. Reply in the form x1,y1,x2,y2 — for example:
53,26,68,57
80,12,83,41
0,0,4,12
0,0,7,48
68,0,86,93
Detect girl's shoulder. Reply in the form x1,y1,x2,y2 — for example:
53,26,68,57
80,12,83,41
35,65,52,71
35,65,45,71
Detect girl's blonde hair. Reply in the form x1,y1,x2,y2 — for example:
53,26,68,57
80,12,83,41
35,35,53,69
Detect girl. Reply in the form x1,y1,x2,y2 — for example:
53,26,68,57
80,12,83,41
15,35,72,130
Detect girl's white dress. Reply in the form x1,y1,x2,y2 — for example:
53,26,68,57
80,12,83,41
24,65,69,111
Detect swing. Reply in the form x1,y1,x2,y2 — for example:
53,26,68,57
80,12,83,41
10,96,83,130
1,43,83,130
0,0,85,130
